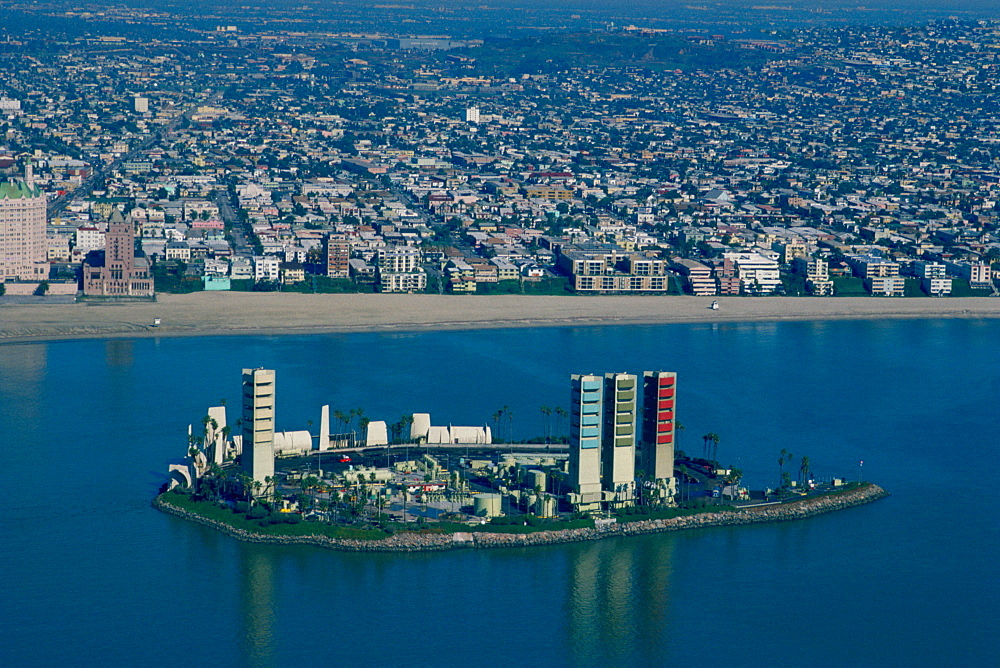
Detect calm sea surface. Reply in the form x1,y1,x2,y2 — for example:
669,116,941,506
1,319,998,666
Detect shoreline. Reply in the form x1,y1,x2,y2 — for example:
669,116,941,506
152,483,890,553
3,292,1000,344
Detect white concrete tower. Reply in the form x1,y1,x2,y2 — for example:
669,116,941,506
241,368,275,490
569,374,603,510
319,404,330,451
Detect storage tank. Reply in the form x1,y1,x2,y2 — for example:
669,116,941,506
474,493,502,518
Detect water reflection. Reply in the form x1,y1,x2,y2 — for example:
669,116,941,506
567,534,675,664
240,547,277,668
0,344,46,427
105,339,134,367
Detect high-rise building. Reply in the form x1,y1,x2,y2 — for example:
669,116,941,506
465,106,480,124
134,96,149,113
324,236,350,278
0,170,47,283
82,208,154,296
569,374,604,510
602,373,637,504
642,371,677,486
242,368,276,489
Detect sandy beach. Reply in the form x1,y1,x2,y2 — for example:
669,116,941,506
2,292,1000,343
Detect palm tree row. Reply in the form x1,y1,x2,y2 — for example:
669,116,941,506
330,407,365,446
702,432,720,464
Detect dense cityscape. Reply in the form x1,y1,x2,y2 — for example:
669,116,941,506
3,11,1000,299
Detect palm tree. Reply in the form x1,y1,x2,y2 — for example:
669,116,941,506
504,406,514,445
724,468,743,501
675,421,686,458
332,410,345,445
358,417,371,450
709,433,720,465
351,407,364,444
778,448,793,487
491,411,501,443
330,490,342,521
540,405,552,444
799,456,811,487
555,406,568,442
400,481,409,523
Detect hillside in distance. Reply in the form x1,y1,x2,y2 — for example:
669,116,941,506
445,32,778,76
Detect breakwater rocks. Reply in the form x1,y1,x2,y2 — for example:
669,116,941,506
153,483,889,553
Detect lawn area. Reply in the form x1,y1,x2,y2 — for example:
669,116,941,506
159,491,388,540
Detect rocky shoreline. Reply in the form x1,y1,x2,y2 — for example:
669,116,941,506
152,483,889,552
153,485,889,552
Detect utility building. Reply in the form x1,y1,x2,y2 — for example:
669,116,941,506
242,368,275,490
602,372,637,505
569,374,604,510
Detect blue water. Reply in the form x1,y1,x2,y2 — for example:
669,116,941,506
1,320,998,666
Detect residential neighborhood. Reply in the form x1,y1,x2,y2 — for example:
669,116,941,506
3,16,1000,299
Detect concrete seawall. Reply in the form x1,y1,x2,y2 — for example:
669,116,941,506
153,483,889,553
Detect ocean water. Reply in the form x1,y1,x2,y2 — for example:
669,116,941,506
1,319,997,666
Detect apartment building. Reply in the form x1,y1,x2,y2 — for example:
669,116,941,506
641,371,677,487
794,256,834,296
724,252,781,294
569,374,604,511
602,373,637,506
671,258,716,296
914,260,952,295
0,176,48,282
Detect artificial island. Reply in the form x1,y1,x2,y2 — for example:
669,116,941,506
154,368,888,551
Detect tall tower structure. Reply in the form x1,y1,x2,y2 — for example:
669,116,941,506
569,374,604,510
602,373,637,505
642,371,677,488
242,368,276,490
0,169,47,282
82,208,154,296
465,106,480,124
